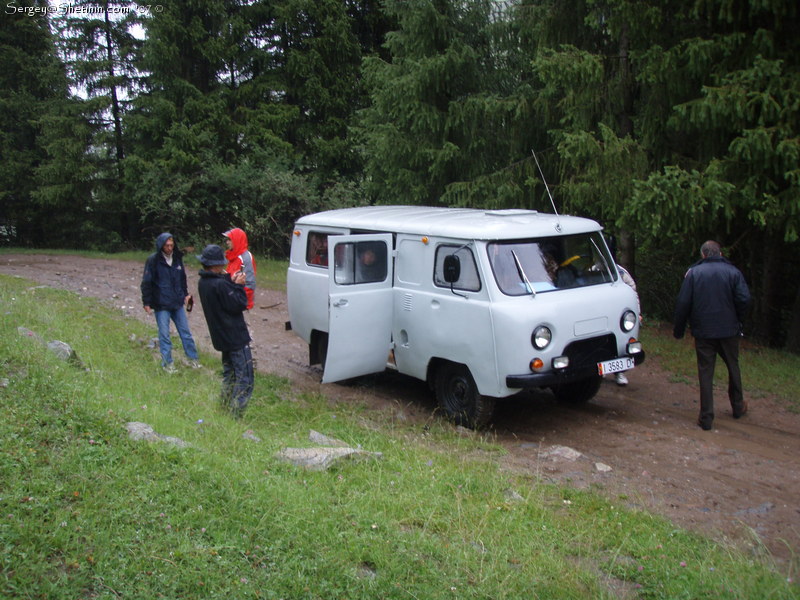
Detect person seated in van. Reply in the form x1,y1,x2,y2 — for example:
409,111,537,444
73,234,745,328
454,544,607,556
310,247,328,266
539,247,559,287
308,232,328,266
356,244,387,283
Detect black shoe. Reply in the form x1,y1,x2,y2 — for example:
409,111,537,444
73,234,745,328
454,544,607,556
733,401,749,419
697,419,712,431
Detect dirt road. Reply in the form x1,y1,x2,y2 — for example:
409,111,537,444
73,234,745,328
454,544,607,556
2,253,798,567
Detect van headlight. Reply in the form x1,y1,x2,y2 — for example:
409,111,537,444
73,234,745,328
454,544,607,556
620,310,637,332
532,326,552,349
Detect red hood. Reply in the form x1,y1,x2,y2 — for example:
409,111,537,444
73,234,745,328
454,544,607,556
224,228,248,259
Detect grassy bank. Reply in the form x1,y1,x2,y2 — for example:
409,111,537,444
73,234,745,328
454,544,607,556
0,274,797,599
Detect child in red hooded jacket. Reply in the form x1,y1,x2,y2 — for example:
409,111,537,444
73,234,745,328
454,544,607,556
223,228,257,310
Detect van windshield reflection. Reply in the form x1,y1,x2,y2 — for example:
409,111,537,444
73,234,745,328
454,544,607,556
487,232,616,296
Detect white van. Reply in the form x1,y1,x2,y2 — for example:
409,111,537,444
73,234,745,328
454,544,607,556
286,206,644,427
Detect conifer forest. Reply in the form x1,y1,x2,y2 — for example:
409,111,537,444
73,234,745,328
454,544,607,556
1,0,798,350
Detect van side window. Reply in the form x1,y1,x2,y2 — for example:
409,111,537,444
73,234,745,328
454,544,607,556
334,240,388,285
434,245,481,292
306,232,329,267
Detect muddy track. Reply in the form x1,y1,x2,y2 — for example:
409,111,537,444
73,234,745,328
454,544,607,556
2,253,798,568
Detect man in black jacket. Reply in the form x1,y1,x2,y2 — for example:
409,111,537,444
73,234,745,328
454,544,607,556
140,232,200,373
196,245,253,418
674,241,751,430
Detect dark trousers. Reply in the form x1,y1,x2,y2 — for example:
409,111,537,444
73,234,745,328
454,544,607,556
221,345,254,417
695,336,744,426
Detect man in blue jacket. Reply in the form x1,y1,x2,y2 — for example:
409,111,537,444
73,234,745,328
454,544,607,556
196,244,253,418
674,241,751,430
140,232,200,373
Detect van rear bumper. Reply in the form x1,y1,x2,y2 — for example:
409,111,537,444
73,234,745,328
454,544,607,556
506,352,645,389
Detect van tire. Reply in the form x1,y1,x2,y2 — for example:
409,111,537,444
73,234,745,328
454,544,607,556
551,376,602,404
435,363,495,429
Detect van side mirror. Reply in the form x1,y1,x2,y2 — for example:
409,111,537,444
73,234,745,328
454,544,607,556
443,255,461,283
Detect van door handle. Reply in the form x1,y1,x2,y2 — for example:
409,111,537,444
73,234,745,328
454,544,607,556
332,299,348,307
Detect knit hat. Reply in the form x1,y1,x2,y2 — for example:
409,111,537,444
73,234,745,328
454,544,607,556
197,244,227,266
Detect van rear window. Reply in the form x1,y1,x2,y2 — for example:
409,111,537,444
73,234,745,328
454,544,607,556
306,232,329,267
333,240,388,284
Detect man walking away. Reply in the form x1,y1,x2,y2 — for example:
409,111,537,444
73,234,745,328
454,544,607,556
673,241,751,430
196,245,254,418
140,232,200,373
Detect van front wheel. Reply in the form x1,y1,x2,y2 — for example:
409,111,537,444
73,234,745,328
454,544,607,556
435,363,495,429
551,376,602,404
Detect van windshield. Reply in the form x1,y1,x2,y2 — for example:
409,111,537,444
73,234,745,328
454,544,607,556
487,232,616,296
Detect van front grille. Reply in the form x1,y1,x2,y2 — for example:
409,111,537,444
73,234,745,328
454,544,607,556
563,334,617,368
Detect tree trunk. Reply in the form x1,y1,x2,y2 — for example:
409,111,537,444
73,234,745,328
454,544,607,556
752,235,780,346
617,229,636,278
103,4,124,168
784,283,800,353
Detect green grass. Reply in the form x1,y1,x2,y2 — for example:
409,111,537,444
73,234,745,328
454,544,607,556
1,275,798,599
640,321,800,410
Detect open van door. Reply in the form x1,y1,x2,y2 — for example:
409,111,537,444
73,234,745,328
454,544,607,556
322,233,394,383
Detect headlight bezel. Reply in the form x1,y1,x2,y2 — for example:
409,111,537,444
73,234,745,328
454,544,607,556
531,325,552,349
620,310,637,332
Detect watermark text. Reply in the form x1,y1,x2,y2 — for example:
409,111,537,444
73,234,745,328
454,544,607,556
5,3,164,17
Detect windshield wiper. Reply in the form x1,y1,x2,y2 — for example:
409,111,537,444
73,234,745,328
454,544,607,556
511,250,536,298
590,238,613,282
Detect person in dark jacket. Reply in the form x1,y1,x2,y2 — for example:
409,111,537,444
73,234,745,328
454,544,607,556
140,232,200,373
673,240,751,430
196,245,253,418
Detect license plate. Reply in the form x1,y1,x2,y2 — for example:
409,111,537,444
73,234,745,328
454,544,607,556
597,357,635,376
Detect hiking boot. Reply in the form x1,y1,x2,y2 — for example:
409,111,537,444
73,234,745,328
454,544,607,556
163,363,177,374
615,372,629,386
697,418,712,431
189,360,202,369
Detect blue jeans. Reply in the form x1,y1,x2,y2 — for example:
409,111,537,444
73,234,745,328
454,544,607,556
155,307,199,366
221,345,254,417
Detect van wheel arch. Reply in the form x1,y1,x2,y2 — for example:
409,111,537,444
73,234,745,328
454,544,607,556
432,360,495,429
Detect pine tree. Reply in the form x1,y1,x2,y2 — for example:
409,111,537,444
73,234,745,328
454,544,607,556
52,0,142,243
123,0,322,248
273,0,366,177
0,2,76,246
361,0,545,207
627,0,800,347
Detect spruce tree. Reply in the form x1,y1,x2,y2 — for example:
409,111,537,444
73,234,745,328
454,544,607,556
52,0,142,243
0,2,76,246
361,0,544,207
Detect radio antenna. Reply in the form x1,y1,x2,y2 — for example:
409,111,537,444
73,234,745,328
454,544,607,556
531,150,562,231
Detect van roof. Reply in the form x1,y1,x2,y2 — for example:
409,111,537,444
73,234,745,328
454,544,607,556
296,206,601,240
